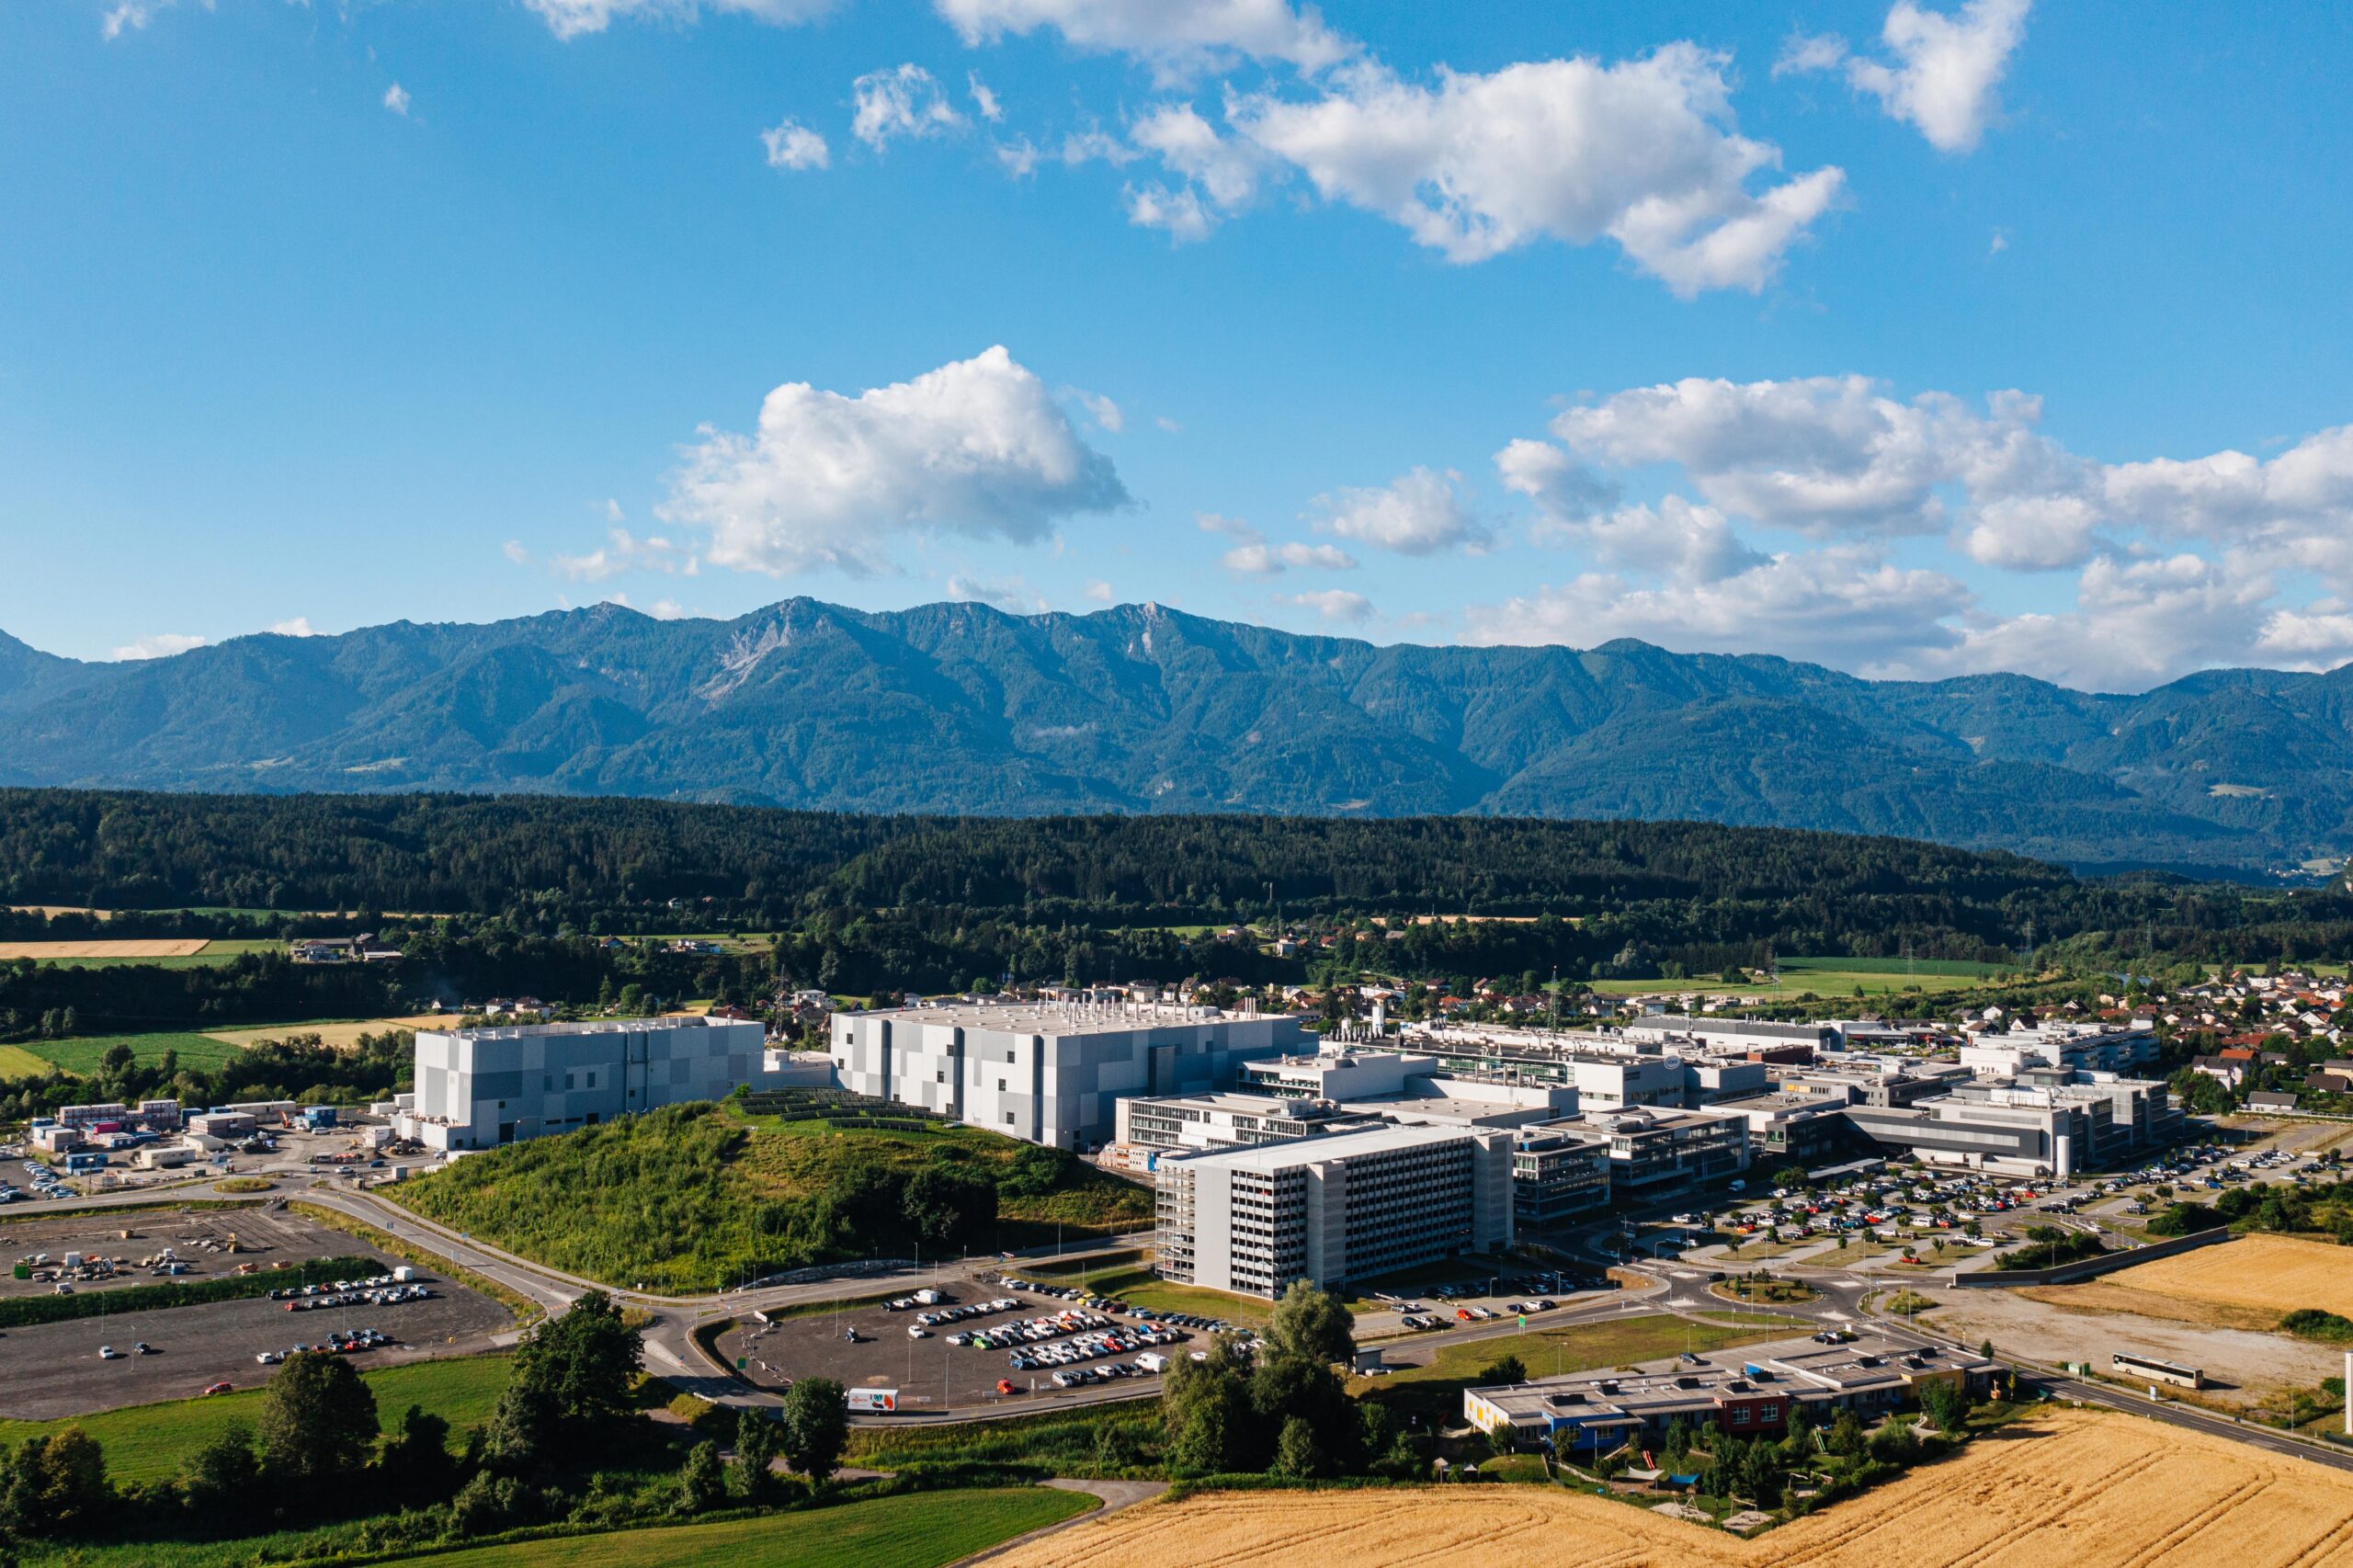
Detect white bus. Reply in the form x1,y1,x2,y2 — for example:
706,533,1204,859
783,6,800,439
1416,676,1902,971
2111,1352,2202,1390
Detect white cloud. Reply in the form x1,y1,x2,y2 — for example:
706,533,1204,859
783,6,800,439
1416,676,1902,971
604,498,627,522
762,117,831,170
1921,552,2275,692
503,540,532,565
382,83,412,117
1071,389,1124,432
1495,437,1619,521
661,346,1128,577
1131,103,1263,210
1313,467,1488,556
995,137,1042,176
853,64,965,150
1550,376,2095,551
1278,588,1374,623
521,0,836,40
1222,540,1358,574
1227,50,1844,294
1465,547,1971,672
113,632,209,662
1084,579,1116,604
648,598,692,619
100,0,176,40
552,527,698,582
1125,183,1217,242
267,618,320,638
947,573,1050,613
1542,496,1767,585
934,0,1354,77
969,73,1004,121
1154,415,1183,434
1779,0,2031,153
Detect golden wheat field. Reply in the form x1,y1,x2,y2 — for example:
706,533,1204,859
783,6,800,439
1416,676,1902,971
0,938,209,959
2108,1234,2353,1314
999,1410,2353,1568
201,1014,453,1049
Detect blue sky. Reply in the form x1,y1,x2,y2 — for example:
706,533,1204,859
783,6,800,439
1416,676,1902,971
6,0,2353,691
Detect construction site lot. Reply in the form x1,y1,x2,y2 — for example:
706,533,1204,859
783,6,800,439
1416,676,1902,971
0,1206,510,1419
994,1407,2353,1568
1919,1289,2341,1413
715,1264,1196,1418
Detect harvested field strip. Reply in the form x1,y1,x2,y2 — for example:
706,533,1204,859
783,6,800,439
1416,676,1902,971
992,1410,2353,1567
0,1045,55,1078
2108,1234,2353,1314
0,938,209,959
2018,1280,2282,1334
201,1013,448,1048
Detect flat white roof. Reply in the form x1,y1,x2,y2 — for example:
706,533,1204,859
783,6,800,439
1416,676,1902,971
423,1015,745,1042
1168,1121,1483,1171
848,1003,1255,1035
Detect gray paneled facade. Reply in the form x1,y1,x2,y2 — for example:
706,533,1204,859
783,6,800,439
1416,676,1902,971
403,1017,771,1150
829,1004,1306,1150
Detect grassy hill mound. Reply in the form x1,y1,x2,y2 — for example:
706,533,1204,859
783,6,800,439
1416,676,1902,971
391,1098,1151,1292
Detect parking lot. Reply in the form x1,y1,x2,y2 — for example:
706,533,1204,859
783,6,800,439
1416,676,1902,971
717,1266,1255,1416
0,1210,514,1419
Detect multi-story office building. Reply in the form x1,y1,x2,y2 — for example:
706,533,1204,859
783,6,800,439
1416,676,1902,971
1539,1107,1753,1190
1841,1070,2178,1177
396,1016,772,1151
1236,1049,1439,1099
831,1001,1304,1150
1155,1124,1514,1296
1510,1128,1613,1226
1710,1088,1859,1167
1620,1017,1843,1056
1114,1092,1383,1158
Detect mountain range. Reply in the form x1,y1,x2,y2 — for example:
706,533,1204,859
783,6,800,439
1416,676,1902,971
2,599,2347,874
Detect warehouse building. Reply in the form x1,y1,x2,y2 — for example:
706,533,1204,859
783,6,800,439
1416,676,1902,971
830,1001,1305,1150
396,1015,772,1151
1841,1072,2177,1177
1155,1123,1514,1296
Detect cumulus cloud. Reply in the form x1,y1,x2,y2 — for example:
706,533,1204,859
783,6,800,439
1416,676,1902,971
947,573,1050,613
522,0,836,40
1550,376,2097,556
969,73,1005,121
1778,0,2031,153
660,346,1128,577
552,528,699,582
1922,552,2277,692
1222,49,1842,293
1071,389,1124,432
1279,588,1375,623
1223,540,1358,574
503,540,532,565
267,618,320,638
1313,467,1488,556
853,64,965,150
934,0,1354,77
113,632,209,661
100,0,176,40
1465,547,1971,672
1495,437,1620,522
762,117,831,170
382,83,412,117
1084,579,1116,604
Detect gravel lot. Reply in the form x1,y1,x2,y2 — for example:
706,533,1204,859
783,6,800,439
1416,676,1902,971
0,1204,358,1301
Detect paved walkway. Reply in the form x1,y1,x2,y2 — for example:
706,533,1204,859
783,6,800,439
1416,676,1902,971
953,1479,1168,1567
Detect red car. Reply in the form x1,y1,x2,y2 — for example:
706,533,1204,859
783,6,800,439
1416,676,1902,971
996,1379,1017,1395
200,1381,234,1396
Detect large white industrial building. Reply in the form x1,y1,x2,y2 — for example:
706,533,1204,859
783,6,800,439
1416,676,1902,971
829,1001,1306,1151
1154,1123,1515,1297
395,1016,775,1151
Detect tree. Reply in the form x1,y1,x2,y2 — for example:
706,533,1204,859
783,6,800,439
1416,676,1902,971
1661,1415,1693,1462
4,1429,110,1537
480,1376,561,1477
733,1410,780,1500
256,1352,379,1484
508,1289,642,1456
1920,1380,1972,1437
1476,1354,1528,1386
676,1441,725,1514
777,1378,848,1487
1162,1339,1251,1474
1827,1409,1867,1460
1271,1415,1326,1479
180,1419,259,1523
1266,1280,1356,1367
377,1404,456,1506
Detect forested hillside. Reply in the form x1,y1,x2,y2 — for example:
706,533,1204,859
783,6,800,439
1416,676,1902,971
3,598,2348,869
